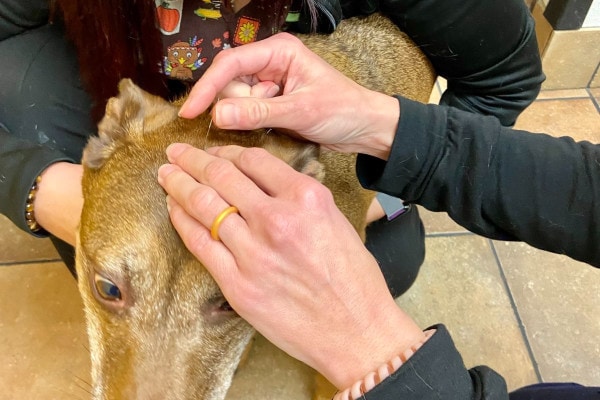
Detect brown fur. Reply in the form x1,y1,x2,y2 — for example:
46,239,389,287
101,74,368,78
76,14,435,400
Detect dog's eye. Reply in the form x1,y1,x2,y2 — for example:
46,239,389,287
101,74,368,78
94,273,122,301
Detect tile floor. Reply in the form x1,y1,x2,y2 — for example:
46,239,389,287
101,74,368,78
1,83,599,399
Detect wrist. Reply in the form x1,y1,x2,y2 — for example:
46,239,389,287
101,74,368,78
334,329,436,400
313,298,425,390
34,162,83,245
354,91,399,161
24,175,44,233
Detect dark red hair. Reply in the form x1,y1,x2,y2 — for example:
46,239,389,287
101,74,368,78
51,0,315,122
51,0,169,122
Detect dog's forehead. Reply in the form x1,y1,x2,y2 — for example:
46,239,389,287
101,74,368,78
80,233,220,300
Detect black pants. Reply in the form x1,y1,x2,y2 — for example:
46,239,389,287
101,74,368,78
365,205,425,298
510,383,600,399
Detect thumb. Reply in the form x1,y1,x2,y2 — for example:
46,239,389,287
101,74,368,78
212,96,297,131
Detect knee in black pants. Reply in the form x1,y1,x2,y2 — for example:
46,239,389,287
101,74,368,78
49,236,77,279
365,205,425,298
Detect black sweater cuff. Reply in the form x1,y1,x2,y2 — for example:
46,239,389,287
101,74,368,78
364,324,507,399
356,96,445,202
0,130,74,237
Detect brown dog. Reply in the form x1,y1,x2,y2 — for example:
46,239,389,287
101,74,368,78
76,14,435,400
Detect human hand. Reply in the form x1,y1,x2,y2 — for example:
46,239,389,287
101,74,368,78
178,33,399,160
157,143,425,389
34,162,83,245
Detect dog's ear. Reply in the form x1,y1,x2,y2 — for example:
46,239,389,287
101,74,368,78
289,144,325,182
83,78,178,169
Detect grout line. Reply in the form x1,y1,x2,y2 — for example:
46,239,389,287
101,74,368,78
0,258,62,267
587,88,600,114
532,95,591,102
489,240,544,383
586,62,600,89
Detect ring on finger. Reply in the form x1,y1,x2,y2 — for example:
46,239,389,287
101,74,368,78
210,206,239,241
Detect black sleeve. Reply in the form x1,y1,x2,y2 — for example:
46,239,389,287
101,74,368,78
0,129,74,236
356,97,600,268
0,23,95,235
0,0,50,40
364,325,508,400
340,0,544,127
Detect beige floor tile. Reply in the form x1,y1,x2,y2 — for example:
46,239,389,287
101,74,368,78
428,77,447,105
514,98,600,143
0,262,90,400
437,76,448,92
589,87,600,103
493,241,600,385
428,79,442,104
0,215,59,264
591,70,600,88
541,29,600,90
419,206,469,235
228,335,314,400
535,88,590,100
396,235,538,391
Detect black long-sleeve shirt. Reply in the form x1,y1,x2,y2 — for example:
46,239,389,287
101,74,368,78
358,97,600,268
355,97,600,398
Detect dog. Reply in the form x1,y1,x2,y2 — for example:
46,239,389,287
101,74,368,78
76,13,435,400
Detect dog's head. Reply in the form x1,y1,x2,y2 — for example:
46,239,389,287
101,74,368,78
76,79,324,400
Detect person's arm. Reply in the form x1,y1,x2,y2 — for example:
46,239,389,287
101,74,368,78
180,34,599,268
0,130,76,240
356,97,600,267
0,21,94,244
340,0,544,126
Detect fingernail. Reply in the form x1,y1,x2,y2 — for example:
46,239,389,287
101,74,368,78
165,143,188,161
178,102,190,117
165,195,172,212
215,102,239,127
157,163,176,183
266,84,280,98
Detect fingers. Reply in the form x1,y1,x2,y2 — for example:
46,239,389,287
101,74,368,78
218,79,280,100
164,194,238,283
179,33,301,118
157,162,243,236
205,145,313,198
163,143,272,212
211,94,305,131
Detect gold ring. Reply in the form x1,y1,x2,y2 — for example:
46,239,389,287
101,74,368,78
210,206,239,241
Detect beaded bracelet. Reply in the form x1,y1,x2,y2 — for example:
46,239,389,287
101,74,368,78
25,175,43,233
333,329,436,400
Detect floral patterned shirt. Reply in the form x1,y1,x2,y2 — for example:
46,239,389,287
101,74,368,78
155,0,293,81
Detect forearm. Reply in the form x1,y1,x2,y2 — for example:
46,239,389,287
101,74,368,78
34,162,83,245
0,130,75,237
313,299,427,389
0,21,95,243
357,97,600,267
